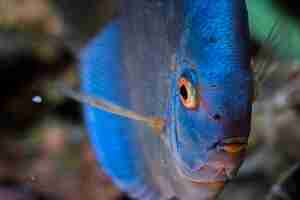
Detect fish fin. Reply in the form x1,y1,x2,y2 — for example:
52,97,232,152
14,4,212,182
56,82,165,134
252,20,300,101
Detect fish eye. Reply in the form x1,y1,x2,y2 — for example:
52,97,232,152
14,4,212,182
178,77,198,109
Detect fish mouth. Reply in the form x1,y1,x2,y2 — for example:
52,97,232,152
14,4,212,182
217,137,248,154
175,137,248,184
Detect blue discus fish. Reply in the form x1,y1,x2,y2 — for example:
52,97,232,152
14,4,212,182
77,0,253,199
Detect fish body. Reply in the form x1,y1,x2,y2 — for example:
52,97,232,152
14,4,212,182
80,0,253,199
80,21,164,200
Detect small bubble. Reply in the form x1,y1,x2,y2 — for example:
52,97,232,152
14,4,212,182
32,96,42,104
30,176,36,182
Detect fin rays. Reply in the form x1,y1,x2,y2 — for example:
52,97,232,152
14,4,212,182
56,83,165,134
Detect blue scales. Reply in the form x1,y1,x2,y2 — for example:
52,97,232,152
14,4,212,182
80,0,253,199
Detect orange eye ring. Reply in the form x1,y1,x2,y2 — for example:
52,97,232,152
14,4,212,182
178,77,199,109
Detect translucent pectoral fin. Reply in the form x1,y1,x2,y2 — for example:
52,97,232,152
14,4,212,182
56,82,165,135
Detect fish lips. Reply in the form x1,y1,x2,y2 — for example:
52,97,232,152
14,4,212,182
175,137,248,184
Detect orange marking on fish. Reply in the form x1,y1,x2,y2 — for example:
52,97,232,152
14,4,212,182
190,180,225,189
222,143,247,154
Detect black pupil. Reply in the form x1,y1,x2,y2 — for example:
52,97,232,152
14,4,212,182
213,114,221,120
180,85,188,100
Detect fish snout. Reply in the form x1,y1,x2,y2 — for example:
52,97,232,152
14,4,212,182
191,137,248,182
203,137,248,180
217,137,248,155
178,137,248,184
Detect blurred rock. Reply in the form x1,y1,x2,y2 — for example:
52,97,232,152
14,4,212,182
0,0,63,35
0,179,60,200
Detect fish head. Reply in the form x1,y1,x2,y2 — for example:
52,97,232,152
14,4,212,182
169,0,253,185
